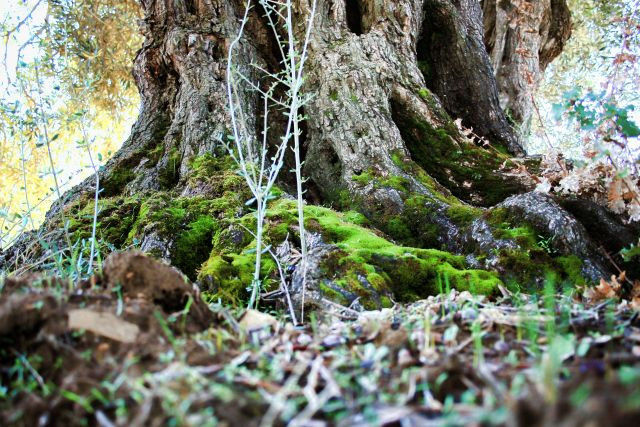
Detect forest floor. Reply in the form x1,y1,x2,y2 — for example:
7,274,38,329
1,252,640,426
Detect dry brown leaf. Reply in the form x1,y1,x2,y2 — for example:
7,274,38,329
68,309,139,343
584,274,624,302
631,280,640,311
239,309,278,332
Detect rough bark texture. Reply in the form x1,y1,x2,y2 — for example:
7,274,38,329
2,0,637,309
419,0,523,155
482,0,572,132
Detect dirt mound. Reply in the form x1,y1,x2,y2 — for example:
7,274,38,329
0,251,221,426
103,251,212,331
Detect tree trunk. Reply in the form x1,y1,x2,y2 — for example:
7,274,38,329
482,0,572,132
3,0,637,309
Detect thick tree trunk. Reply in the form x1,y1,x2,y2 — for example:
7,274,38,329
3,0,637,307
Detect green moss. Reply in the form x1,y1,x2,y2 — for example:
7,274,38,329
65,195,142,248
329,90,339,101
199,252,276,306
418,62,431,81
186,153,248,199
390,150,458,205
125,192,253,279
352,168,411,193
158,147,181,187
197,198,502,306
148,144,165,165
394,115,525,206
352,169,375,185
387,218,412,240
189,153,236,180
347,159,466,248
379,176,411,192
173,216,217,280
497,249,592,290
102,167,135,196
555,256,588,287
391,195,441,247
343,211,369,226
418,88,430,100
446,204,483,226
379,296,393,308
496,225,538,248
481,207,593,289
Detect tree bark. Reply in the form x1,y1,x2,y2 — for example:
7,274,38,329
2,0,636,305
482,0,572,132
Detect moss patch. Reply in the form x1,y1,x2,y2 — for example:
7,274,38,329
158,147,181,188
446,204,483,227
392,111,526,206
126,191,246,280
65,194,142,248
198,199,503,308
483,208,592,289
101,168,135,196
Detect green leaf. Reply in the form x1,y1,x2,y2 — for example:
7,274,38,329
617,114,640,137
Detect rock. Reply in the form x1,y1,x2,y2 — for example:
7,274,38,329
239,309,278,332
497,192,610,281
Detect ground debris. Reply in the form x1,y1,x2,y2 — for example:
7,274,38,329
1,254,640,426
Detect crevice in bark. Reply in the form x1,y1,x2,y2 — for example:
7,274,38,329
416,13,434,85
388,92,527,207
417,0,523,156
305,141,344,202
345,0,365,35
255,2,286,69
184,0,196,16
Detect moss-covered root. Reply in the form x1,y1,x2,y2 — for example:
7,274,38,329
390,93,532,206
198,199,502,309
63,154,252,281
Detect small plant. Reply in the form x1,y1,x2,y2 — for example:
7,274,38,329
471,319,485,368
537,234,556,254
225,0,317,313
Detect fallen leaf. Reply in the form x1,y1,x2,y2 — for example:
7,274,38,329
68,309,139,343
584,273,624,302
239,309,277,332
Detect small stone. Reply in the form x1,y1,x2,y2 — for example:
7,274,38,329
239,309,278,332
460,307,478,322
322,334,346,349
297,333,313,346
494,340,510,353
397,348,414,367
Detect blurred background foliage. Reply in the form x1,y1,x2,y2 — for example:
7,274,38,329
0,0,141,247
534,0,640,161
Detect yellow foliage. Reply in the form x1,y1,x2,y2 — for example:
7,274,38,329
0,0,142,248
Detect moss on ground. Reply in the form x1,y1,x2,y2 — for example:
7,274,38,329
197,198,503,308
62,151,590,308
